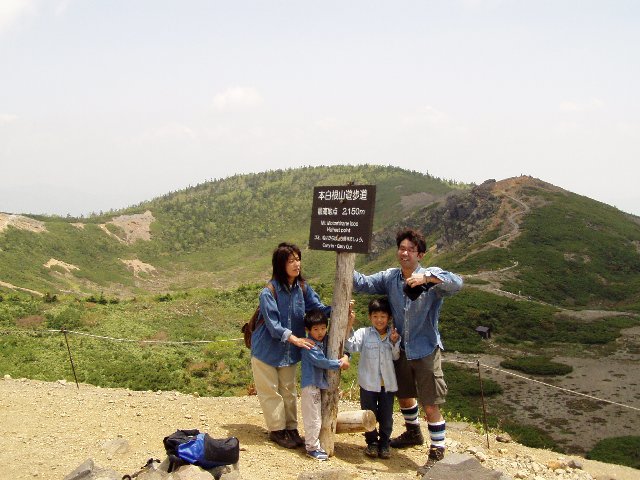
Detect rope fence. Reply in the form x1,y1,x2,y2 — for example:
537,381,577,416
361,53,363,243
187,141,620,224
2,328,639,414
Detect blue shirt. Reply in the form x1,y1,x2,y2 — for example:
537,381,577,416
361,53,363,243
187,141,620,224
353,266,463,360
345,326,400,393
251,280,331,367
300,338,341,389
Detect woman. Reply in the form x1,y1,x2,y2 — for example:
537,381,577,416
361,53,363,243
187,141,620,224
250,242,331,449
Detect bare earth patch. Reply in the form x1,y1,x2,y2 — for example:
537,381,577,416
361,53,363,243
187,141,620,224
0,213,47,233
100,210,155,245
43,258,80,273
447,323,640,456
0,280,43,297
120,258,157,277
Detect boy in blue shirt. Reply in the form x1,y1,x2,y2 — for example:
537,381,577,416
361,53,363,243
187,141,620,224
300,309,350,460
345,297,400,459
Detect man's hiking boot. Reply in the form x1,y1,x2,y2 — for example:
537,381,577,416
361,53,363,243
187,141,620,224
286,429,305,447
269,429,297,449
390,423,424,448
364,443,379,458
416,446,445,475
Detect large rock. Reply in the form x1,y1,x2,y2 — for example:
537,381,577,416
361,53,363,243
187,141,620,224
63,458,121,480
420,453,510,480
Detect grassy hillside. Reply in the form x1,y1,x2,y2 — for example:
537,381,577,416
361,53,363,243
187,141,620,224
1,165,459,294
3,167,639,312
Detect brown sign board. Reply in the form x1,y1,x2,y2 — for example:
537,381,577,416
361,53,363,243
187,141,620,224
309,185,376,254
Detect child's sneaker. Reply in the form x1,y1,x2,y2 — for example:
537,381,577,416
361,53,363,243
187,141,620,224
307,449,328,461
364,443,379,458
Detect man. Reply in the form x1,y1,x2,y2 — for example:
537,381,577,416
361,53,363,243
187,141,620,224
352,228,463,474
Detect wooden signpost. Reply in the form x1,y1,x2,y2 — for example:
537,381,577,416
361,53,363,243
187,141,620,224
309,184,376,455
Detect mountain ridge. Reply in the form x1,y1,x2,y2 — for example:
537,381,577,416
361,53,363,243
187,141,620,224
1,166,639,313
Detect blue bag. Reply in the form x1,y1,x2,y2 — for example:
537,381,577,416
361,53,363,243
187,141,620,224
163,429,239,472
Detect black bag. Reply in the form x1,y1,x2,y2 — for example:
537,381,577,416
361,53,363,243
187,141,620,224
163,429,239,472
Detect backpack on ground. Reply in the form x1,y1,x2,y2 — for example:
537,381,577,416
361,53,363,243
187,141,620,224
162,429,240,473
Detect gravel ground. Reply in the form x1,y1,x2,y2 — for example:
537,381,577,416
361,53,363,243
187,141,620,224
2,377,638,480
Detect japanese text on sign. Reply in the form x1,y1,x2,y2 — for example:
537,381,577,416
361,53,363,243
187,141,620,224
309,185,376,254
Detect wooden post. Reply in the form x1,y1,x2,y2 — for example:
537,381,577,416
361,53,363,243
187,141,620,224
319,251,355,455
335,410,377,434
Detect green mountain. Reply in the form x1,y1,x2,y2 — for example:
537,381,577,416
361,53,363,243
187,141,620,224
0,165,461,296
2,165,638,312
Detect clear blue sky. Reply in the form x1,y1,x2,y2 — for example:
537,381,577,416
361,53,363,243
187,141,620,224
1,1,639,216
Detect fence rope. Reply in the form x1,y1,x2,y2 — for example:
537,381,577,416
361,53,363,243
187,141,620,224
448,358,640,412
2,329,639,413
45,329,242,344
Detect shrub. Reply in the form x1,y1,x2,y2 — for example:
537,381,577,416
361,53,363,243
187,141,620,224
587,436,640,469
44,292,58,303
500,356,573,376
45,306,83,330
501,421,559,450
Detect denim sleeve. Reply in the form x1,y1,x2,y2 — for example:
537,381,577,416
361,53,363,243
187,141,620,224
391,336,401,360
344,327,366,354
353,269,389,294
307,345,341,370
427,267,464,298
259,288,290,342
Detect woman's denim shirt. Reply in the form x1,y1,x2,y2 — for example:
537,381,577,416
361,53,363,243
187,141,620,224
345,326,400,393
353,266,463,361
300,338,341,389
251,280,331,367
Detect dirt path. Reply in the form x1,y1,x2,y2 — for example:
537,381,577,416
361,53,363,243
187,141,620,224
1,378,637,480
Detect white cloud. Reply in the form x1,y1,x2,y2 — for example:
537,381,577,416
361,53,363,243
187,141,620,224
559,98,605,113
54,0,73,17
401,105,450,127
0,0,37,33
616,122,640,137
0,113,18,125
212,87,263,112
141,123,197,142
314,118,341,131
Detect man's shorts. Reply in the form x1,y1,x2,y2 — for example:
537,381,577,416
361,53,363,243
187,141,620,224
394,347,448,406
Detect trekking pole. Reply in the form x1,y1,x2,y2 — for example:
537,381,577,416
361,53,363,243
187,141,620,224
62,328,80,389
477,360,490,449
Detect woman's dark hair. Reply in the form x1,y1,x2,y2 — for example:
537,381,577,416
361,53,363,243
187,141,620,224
396,228,427,254
368,296,392,317
304,309,329,330
272,242,304,287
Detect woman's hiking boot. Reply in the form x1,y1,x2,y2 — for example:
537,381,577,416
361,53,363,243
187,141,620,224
269,429,297,449
389,423,424,448
416,446,445,475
